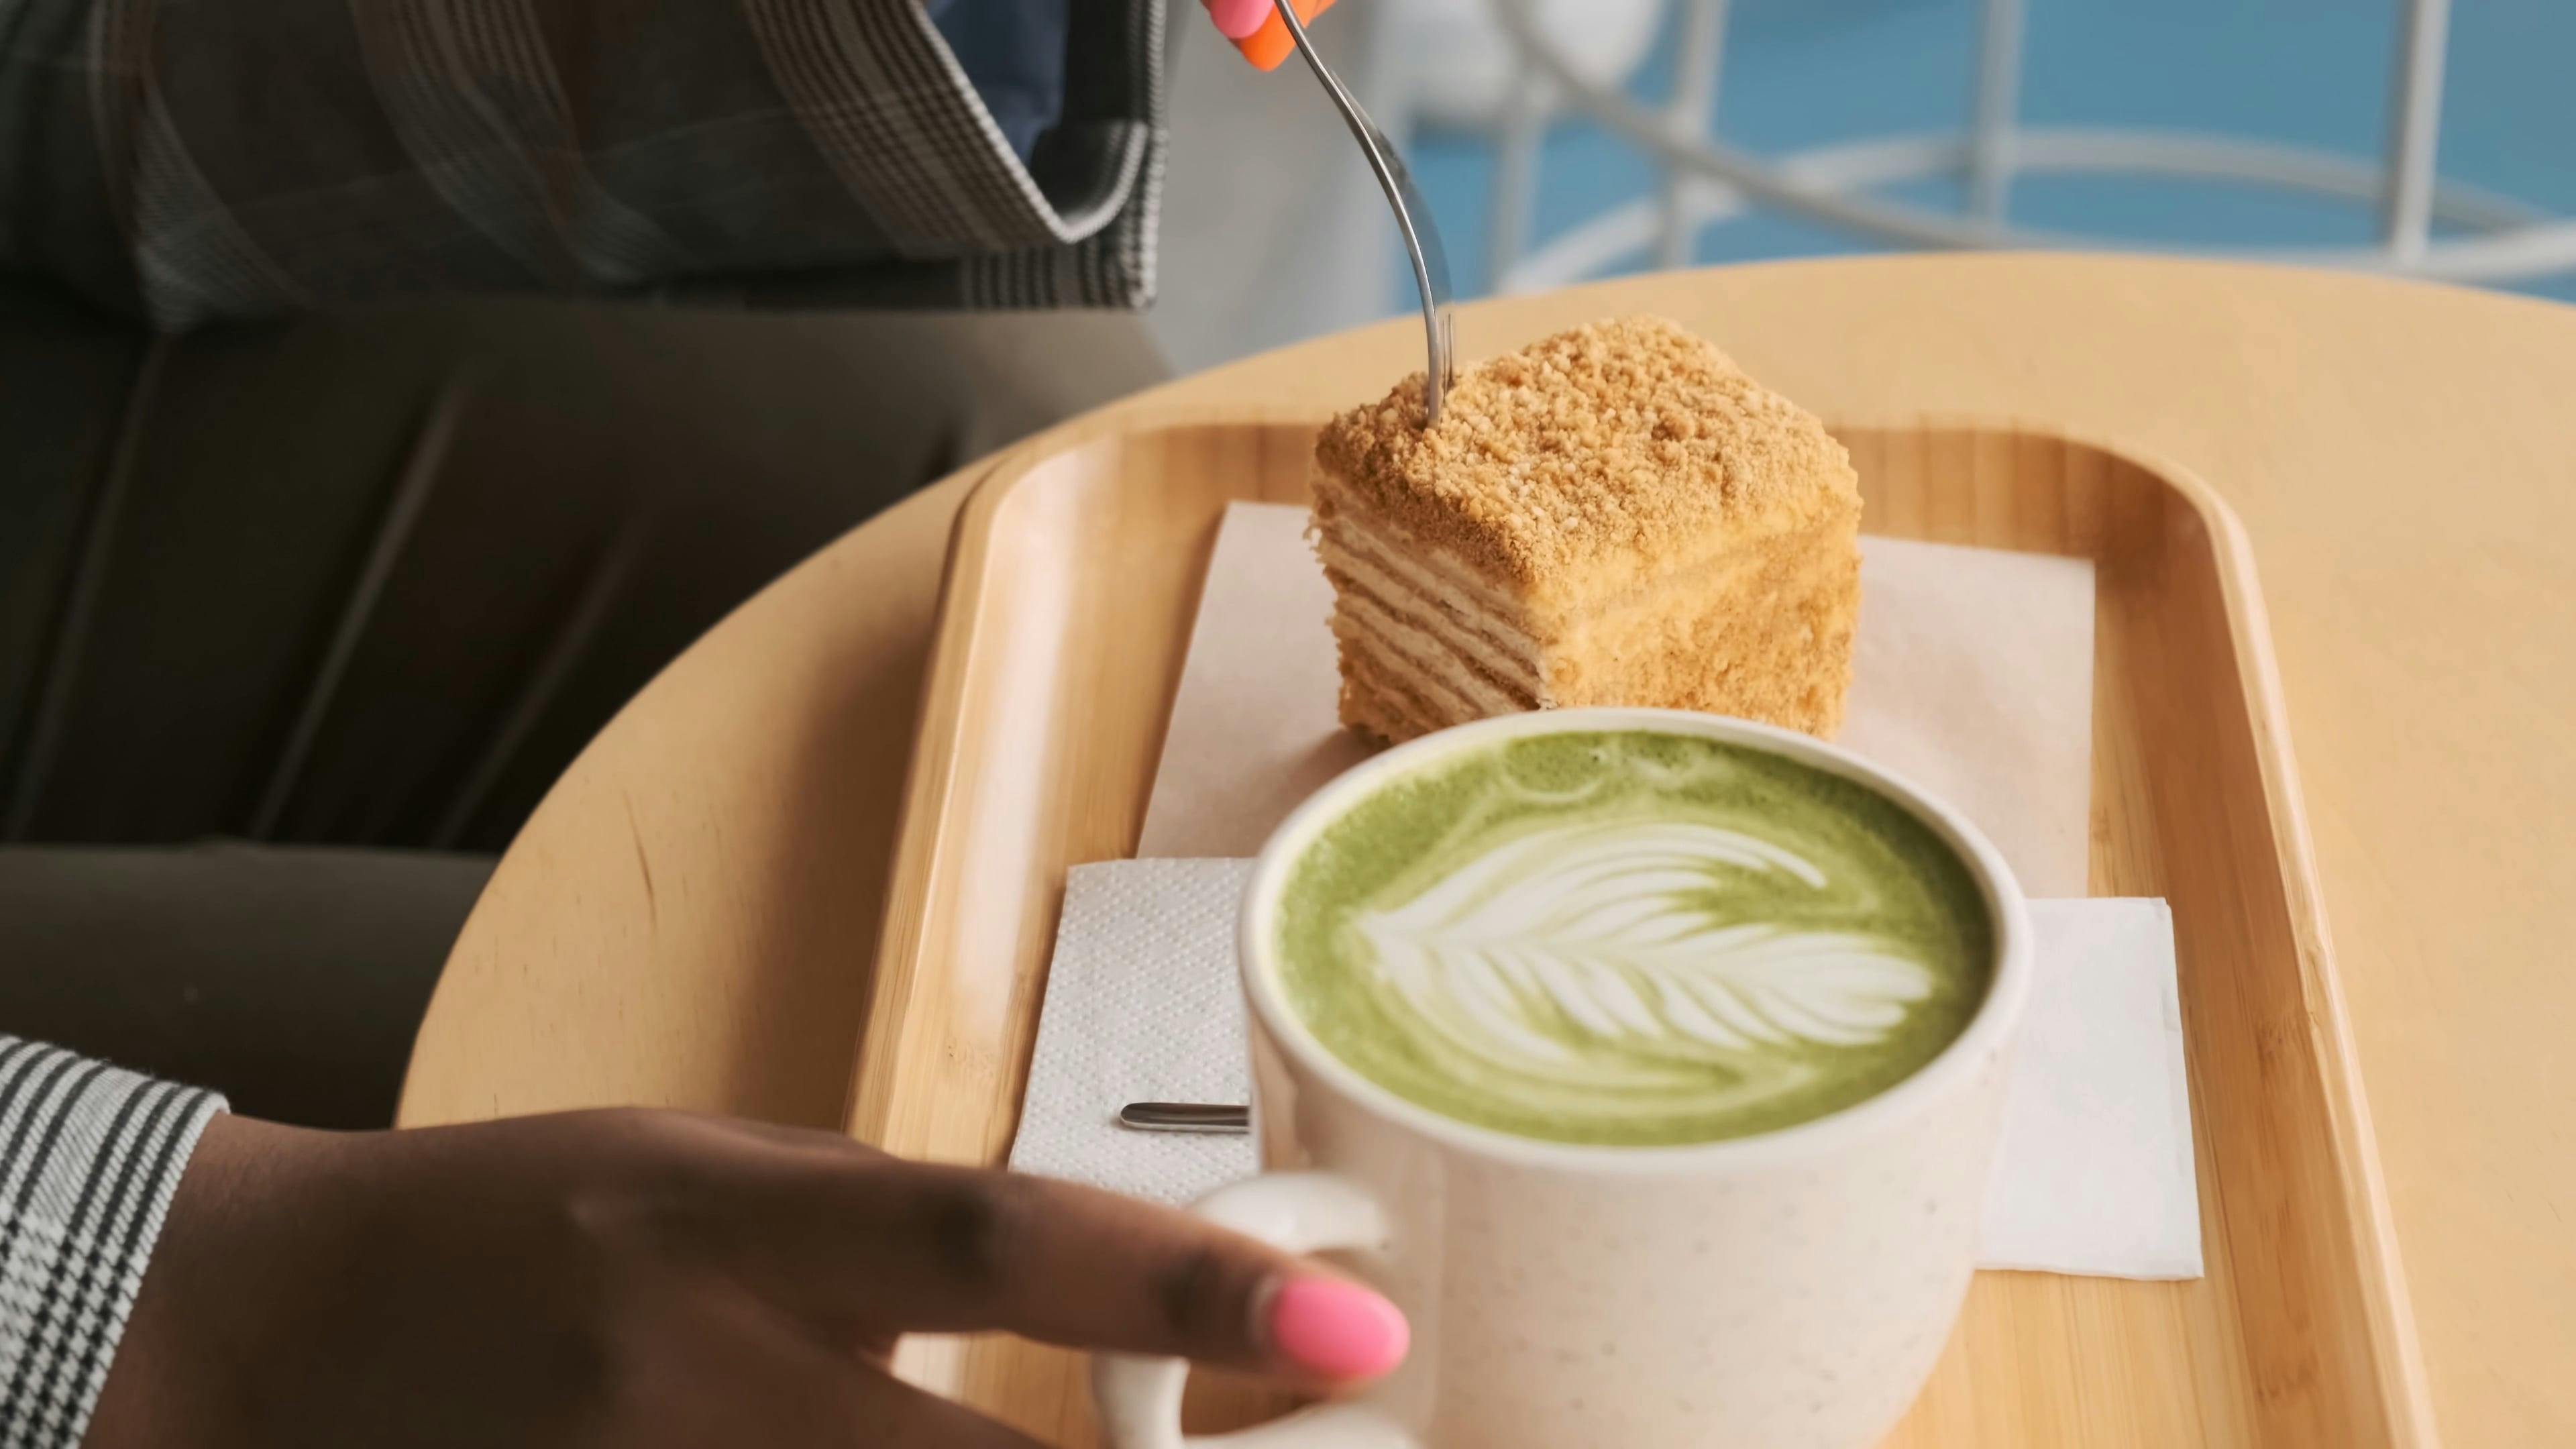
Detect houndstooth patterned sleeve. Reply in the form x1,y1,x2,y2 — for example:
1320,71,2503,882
0,0,1166,329
0,1038,224,1449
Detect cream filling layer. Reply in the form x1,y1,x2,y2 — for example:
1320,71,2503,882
1316,488,1856,727
1332,607,1491,727
1332,588,1532,718
1317,540,1546,701
1311,482,1536,620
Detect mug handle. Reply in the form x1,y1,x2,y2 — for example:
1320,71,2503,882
1093,1172,1418,1449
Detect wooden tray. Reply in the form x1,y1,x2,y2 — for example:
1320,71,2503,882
849,417,2432,1448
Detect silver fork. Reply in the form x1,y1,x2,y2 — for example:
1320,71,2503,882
1272,0,1458,425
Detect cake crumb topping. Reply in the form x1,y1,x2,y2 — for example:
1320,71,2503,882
1315,315,1856,586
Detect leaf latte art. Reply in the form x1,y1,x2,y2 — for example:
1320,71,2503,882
1275,732,1992,1145
1360,820,1937,1073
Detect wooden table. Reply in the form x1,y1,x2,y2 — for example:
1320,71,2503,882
399,255,2576,1446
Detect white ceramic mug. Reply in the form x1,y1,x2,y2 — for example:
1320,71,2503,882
1095,709,2032,1449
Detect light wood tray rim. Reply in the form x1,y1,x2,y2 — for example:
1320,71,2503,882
847,407,2436,1448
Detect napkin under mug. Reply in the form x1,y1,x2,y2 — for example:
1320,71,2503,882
1010,858,2201,1281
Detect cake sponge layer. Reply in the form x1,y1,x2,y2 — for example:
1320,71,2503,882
1313,315,1862,743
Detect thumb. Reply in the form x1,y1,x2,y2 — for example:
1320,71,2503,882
757,1160,1408,1383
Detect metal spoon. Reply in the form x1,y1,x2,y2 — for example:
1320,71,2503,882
1118,1101,1253,1134
1271,0,1458,425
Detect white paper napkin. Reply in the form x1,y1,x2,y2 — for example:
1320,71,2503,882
1981,898,2199,1277
1136,503,2097,898
1009,860,1264,1203
1010,861,2202,1281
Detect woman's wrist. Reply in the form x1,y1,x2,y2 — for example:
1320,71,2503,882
86,1116,351,1449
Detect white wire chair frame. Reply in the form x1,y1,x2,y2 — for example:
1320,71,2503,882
1483,0,2576,294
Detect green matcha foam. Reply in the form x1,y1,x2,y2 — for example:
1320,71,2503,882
1273,730,1993,1146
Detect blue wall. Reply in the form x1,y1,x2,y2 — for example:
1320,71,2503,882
1409,0,2576,303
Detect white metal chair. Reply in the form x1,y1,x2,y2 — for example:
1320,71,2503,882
1483,0,2573,293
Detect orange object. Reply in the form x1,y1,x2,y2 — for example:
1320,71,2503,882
1234,0,1338,71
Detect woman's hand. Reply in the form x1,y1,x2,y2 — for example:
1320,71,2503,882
1201,0,1278,38
88,1110,1407,1447
1201,1,1341,69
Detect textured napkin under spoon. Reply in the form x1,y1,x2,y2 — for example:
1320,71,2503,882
1269,0,1458,424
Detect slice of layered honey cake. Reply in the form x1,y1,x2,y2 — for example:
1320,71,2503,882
1311,315,1862,743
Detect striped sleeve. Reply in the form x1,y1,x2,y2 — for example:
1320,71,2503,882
0,0,1165,330
0,1037,224,1449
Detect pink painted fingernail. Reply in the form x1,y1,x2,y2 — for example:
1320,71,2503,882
1268,1277,1409,1380
1205,0,1273,40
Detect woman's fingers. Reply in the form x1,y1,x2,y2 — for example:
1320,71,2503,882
833,1367,1057,1449
625,1289,1050,1449
748,1159,1407,1383
1203,0,1273,40
1203,0,1342,70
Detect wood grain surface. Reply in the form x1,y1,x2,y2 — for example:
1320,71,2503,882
398,256,2576,1446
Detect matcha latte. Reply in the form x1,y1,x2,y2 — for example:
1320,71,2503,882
1271,729,1994,1146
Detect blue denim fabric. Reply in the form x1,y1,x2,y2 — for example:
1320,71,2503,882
931,0,1072,160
